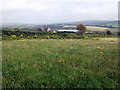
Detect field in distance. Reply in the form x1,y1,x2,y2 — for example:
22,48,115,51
62,25,118,33
86,26,118,33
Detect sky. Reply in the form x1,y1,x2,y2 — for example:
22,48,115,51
0,0,119,24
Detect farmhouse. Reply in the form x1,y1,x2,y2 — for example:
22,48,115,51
38,27,51,31
39,27,48,31
57,29,79,33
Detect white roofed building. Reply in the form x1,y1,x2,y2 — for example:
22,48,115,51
57,29,79,33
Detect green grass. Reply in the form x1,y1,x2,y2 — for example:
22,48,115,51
2,38,119,88
86,26,109,31
0,41,2,89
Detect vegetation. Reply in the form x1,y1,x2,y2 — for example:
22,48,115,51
77,24,86,35
2,28,118,41
0,40,1,89
107,30,112,35
2,25,119,88
2,38,119,88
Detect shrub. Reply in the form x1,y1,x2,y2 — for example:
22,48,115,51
107,30,112,35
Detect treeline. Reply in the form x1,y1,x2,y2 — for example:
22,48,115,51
2,30,49,36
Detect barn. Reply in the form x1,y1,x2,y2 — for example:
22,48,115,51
57,29,79,33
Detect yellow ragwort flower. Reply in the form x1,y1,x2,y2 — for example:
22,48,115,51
20,35,23,37
96,38,99,40
83,36,88,40
92,38,95,40
34,35,38,37
58,59,65,63
99,52,103,55
47,36,50,39
11,35,16,38
92,38,99,40
19,39,25,43
96,47,102,50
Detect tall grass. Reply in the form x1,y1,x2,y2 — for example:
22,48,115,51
0,41,2,89
2,38,119,88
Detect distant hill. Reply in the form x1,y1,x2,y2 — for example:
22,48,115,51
2,20,118,28
61,20,118,28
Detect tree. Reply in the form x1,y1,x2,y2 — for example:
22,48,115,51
118,31,120,36
107,30,112,35
76,24,86,35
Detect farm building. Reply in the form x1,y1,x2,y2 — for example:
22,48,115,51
57,29,79,33
38,27,51,31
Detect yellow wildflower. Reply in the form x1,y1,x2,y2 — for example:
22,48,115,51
47,36,50,39
96,38,99,40
96,47,103,50
92,38,95,40
58,59,65,63
83,36,88,40
11,35,16,38
99,52,103,55
19,39,25,43
20,35,23,37
34,35,38,38
92,38,99,40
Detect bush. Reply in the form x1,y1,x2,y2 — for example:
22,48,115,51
107,30,112,35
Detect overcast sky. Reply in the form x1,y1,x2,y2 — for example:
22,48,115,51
1,0,119,24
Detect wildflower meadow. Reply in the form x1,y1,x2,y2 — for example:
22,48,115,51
2,35,119,88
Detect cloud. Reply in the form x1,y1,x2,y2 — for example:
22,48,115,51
1,0,119,24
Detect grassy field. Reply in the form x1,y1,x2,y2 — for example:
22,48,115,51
62,25,113,32
86,26,109,31
86,26,118,34
2,38,119,88
0,41,2,89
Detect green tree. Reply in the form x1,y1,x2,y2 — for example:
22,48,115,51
76,24,86,35
107,30,112,35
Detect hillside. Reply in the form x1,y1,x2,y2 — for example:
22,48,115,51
63,20,118,28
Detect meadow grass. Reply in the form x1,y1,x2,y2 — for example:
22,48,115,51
0,41,2,89
2,38,119,88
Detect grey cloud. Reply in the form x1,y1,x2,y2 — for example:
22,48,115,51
1,0,119,24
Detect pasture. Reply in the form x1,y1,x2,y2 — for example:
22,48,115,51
86,26,118,33
2,38,119,88
86,26,109,31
